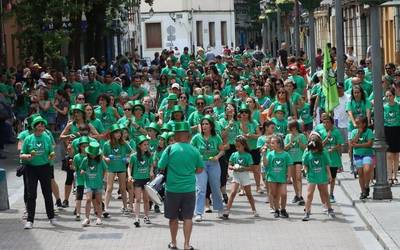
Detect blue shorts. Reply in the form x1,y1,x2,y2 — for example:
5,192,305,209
353,155,373,168
85,187,103,194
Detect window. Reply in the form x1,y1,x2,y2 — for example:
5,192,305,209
208,22,215,47
221,21,227,46
145,23,162,48
196,21,203,47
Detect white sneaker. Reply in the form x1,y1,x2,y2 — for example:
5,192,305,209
24,221,33,229
217,210,225,219
49,218,56,225
95,218,102,225
194,214,202,222
82,218,90,227
253,210,259,217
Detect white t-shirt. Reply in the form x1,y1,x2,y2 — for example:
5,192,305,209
334,94,350,129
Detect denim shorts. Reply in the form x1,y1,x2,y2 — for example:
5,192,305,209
353,155,373,168
85,187,103,194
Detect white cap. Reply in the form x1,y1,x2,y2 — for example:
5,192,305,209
171,83,180,89
41,73,54,81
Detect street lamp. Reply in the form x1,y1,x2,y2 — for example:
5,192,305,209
360,0,392,200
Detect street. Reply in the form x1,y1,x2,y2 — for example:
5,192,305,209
0,143,384,250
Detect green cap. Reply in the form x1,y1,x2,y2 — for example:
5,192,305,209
167,132,175,139
71,104,85,113
146,122,161,134
78,136,90,145
171,105,183,114
26,114,42,129
201,114,214,125
226,97,236,105
159,132,169,141
31,117,47,128
110,123,122,133
196,95,205,102
274,105,286,114
239,103,250,113
161,123,172,132
85,141,102,156
243,85,252,95
137,135,149,145
167,93,178,101
173,121,190,132
131,100,145,112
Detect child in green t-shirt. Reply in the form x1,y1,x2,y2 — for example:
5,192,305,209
223,135,258,218
262,134,293,219
302,133,335,221
284,119,307,206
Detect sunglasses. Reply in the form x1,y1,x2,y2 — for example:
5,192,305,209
180,96,187,99
205,110,213,114
197,102,205,106
124,108,132,111
77,97,85,100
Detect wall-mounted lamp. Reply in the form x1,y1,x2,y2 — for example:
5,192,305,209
169,12,176,22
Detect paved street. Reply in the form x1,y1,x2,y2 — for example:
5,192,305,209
0,143,386,250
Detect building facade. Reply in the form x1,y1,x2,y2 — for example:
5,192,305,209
140,0,236,60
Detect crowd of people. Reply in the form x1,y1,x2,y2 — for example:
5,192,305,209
1,43,399,249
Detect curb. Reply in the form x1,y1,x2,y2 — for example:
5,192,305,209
338,176,399,250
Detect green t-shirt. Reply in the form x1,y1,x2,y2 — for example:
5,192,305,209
239,121,258,150
149,138,159,153
350,128,374,156
319,127,344,168
129,153,154,180
73,153,86,186
265,150,293,183
127,86,148,100
302,150,331,184
345,100,371,131
271,117,288,136
384,102,400,127
21,133,54,166
256,135,267,149
297,103,313,125
103,141,131,172
89,118,105,134
158,143,204,193
219,118,241,145
289,75,306,95
102,82,122,99
80,158,107,189
84,80,103,105
180,54,191,69
284,133,307,162
229,151,253,167
188,111,203,129
272,101,292,119
71,81,84,95
191,134,223,161
95,106,117,131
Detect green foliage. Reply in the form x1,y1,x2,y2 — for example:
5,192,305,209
358,0,389,5
298,0,322,11
276,0,295,12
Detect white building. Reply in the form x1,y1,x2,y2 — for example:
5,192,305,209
140,0,236,60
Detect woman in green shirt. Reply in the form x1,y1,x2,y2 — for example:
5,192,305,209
20,117,56,229
383,88,400,184
94,94,120,131
191,115,225,221
346,85,372,133
103,124,131,217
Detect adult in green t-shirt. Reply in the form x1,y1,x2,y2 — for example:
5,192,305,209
157,122,204,250
84,71,103,105
383,88,400,184
180,47,191,70
20,117,56,229
345,85,371,132
102,73,123,100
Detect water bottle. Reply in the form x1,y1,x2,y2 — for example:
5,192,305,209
109,155,115,160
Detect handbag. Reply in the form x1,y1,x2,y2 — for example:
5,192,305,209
16,164,26,177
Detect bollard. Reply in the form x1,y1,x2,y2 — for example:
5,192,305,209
0,168,10,210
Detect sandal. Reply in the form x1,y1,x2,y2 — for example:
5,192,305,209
184,246,194,250
168,242,178,249
389,178,394,185
394,178,399,185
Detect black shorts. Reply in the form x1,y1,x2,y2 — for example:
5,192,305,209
250,149,261,165
76,185,84,201
50,165,54,179
329,167,338,179
134,179,150,189
385,126,400,152
164,191,195,220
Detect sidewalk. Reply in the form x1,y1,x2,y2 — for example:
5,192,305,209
338,154,400,250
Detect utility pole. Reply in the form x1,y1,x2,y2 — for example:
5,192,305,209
309,11,316,75
0,0,5,72
294,0,300,56
335,0,345,84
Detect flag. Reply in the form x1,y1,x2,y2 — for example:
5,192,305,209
322,44,339,112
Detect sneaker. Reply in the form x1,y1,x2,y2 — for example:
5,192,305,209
238,190,245,196
205,207,212,213
217,210,224,219
298,196,305,206
302,212,310,221
134,218,140,227
273,210,280,218
365,187,370,197
360,192,367,200
75,215,81,221
95,218,102,225
121,207,129,215
55,199,63,209
49,218,56,225
280,209,289,218
143,216,151,224
194,214,202,222
222,209,230,218
62,200,69,208
327,208,336,218
223,193,229,204
24,221,33,229
291,196,300,204
82,218,90,227
102,211,110,218
154,205,161,213
253,210,259,217
330,194,336,203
